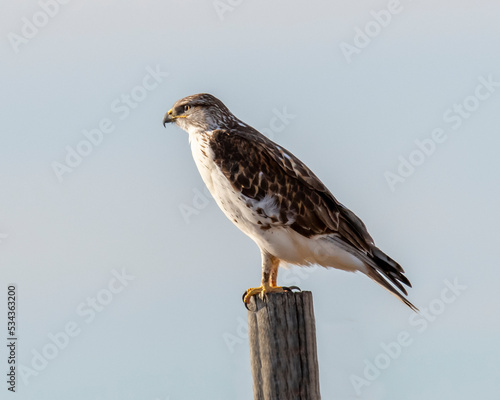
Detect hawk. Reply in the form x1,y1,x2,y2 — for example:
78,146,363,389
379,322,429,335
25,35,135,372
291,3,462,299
163,93,417,311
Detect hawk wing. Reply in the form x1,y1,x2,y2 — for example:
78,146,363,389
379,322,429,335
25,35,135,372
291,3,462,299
210,128,374,253
210,127,414,308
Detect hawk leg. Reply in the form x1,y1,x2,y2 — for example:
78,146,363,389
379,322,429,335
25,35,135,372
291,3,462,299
243,252,283,304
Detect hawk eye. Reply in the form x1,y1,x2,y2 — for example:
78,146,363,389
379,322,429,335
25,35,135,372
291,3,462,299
183,105,191,112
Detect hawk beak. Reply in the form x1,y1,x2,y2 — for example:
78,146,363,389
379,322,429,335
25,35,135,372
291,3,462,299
163,109,174,127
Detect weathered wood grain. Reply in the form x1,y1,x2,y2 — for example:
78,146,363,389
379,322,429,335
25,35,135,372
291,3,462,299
247,291,321,400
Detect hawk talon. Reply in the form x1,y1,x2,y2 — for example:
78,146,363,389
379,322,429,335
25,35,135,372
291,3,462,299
243,297,252,311
242,290,247,304
242,284,285,306
283,286,302,293
242,285,303,309
242,290,258,312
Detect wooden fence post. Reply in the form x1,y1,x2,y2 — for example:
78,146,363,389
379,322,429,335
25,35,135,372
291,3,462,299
247,291,321,400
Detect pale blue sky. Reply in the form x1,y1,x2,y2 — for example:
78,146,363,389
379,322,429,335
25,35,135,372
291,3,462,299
1,1,499,399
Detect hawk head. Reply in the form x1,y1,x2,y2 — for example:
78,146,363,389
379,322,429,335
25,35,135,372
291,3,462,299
163,93,237,133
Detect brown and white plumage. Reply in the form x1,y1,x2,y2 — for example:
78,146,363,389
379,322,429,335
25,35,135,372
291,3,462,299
163,93,417,311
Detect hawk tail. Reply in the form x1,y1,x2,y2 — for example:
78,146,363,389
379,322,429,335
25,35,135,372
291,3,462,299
364,246,418,312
